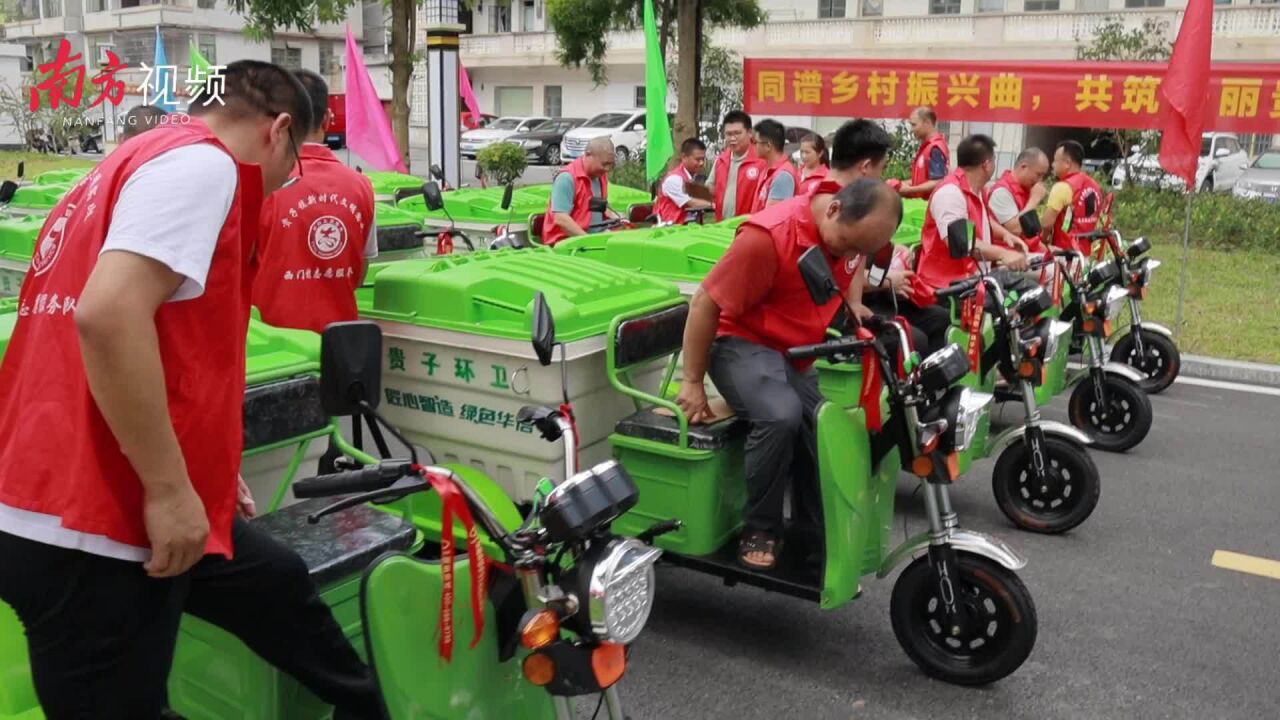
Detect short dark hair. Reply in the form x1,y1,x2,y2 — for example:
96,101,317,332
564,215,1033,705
292,69,329,136
1056,139,1086,166
721,110,752,131
121,105,168,140
189,60,313,141
912,106,938,125
1016,147,1047,166
830,119,892,170
957,134,996,168
835,177,903,226
681,137,707,155
801,132,828,166
754,119,785,153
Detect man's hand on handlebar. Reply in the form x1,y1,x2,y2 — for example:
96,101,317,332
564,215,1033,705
995,247,1031,272
675,380,715,425
850,301,874,323
887,269,915,297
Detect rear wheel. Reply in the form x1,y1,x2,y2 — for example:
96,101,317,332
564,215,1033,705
544,144,561,165
993,435,1100,534
1201,176,1214,193
1068,374,1152,452
890,553,1038,686
615,146,631,163
1110,329,1180,394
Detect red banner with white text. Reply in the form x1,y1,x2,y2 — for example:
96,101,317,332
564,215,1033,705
743,58,1280,133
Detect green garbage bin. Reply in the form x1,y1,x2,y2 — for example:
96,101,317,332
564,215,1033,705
0,215,43,297
366,170,426,202
554,223,735,297
358,248,681,500
32,167,90,186
896,197,927,248
373,202,428,263
8,183,72,214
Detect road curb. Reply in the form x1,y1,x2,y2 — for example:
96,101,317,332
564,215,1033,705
1181,354,1280,388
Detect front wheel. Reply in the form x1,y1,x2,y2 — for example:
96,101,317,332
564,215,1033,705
993,435,1100,533
543,144,561,166
1111,329,1180,394
1068,374,1152,452
615,146,631,163
890,553,1038,686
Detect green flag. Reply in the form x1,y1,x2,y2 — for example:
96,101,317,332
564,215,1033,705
643,0,674,183
190,44,211,76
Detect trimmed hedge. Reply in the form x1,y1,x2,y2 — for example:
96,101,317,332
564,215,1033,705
1112,188,1280,254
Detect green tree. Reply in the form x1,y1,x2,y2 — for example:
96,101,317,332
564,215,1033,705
664,41,739,148
547,0,765,147
1076,17,1171,185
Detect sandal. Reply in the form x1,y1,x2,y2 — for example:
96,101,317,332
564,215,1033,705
738,529,782,570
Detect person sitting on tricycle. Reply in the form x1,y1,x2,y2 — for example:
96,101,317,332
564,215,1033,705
674,178,902,570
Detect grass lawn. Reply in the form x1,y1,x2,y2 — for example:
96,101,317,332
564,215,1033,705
1136,234,1280,365
0,151,97,182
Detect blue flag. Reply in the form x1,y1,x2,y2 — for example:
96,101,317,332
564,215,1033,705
152,26,178,112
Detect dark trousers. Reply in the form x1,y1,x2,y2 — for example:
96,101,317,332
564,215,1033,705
0,518,382,720
709,336,824,535
866,293,953,358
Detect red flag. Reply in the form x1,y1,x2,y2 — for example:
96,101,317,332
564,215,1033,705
1157,0,1214,191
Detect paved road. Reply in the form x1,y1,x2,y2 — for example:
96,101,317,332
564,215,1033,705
608,379,1280,720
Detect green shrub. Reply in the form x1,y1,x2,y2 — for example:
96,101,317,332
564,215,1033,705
1112,187,1280,254
609,158,650,192
476,142,527,186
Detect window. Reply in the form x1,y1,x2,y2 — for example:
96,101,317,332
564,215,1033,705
113,29,187,67
1124,0,1165,7
197,0,215,7
818,0,846,18
85,0,107,12
1077,0,1108,9
494,86,533,116
860,0,882,15
319,40,337,77
634,86,645,109
521,0,534,30
197,33,216,65
1213,0,1233,5
544,85,562,117
977,0,1004,12
583,112,632,128
271,45,302,70
929,0,961,15
1024,0,1060,10
40,0,60,18
489,1,512,33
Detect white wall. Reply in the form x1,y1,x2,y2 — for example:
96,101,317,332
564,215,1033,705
467,64,645,118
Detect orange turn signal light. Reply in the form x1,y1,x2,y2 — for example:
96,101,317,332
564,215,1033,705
945,452,960,481
520,609,561,650
911,455,933,477
592,643,627,689
1018,361,1037,379
1082,318,1097,334
523,652,556,686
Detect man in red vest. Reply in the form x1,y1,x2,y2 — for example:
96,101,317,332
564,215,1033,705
986,147,1050,254
898,106,950,200
0,62,380,719
708,110,766,221
654,137,713,225
542,136,618,246
747,118,799,214
677,179,902,570
254,70,377,333
1042,139,1104,255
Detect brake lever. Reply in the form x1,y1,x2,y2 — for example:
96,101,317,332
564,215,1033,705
306,475,430,524
636,519,683,544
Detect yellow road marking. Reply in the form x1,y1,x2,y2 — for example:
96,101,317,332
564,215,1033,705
1211,550,1280,581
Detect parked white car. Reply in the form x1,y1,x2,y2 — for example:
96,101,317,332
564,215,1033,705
1111,132,1249,193
460,116,548,159
560,110,647,164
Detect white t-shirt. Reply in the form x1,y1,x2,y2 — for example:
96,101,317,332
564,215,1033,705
987,185,1021,227
100,143,238,301
661,171,692,208
930,183,991,246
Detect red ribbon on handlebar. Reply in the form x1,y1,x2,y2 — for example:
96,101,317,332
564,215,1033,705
417,466,487,662
559,402,581,472
894,315,914,379
438,232,454,256
963,282,987,374
855,327,884,432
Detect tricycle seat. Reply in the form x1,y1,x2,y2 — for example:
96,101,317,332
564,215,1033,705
613,398,746,450
250,498,417,588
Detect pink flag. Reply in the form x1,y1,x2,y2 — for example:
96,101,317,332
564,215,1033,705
459,63,483,125
344,26,408,173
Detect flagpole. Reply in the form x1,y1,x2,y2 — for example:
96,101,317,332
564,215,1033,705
1173,188,1193,340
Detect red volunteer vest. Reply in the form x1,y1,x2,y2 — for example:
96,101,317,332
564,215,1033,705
717,181,856,370
542,157,608,247
253,144,375,333
1052,171,1102,255
712,145,766,221
750,157,800,214
799,164,829,195
0,119,260,558
911,168,986,306
653,164,693,225
904,133,950,199
984,171,1046,254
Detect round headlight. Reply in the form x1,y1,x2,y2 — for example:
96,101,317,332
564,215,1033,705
587,538,661,645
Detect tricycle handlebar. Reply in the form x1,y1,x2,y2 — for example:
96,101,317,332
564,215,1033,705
293,460,414,499
787,336,869,361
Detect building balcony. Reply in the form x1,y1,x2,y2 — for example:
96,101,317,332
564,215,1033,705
2,15,84,37
460,5,1280,68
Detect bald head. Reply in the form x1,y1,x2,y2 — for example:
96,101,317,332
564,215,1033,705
817,178,903,259
1013,147,1050,189
909,106,938,142
583,136,616,177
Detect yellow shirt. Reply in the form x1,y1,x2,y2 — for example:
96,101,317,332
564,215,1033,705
1047,181,1074,212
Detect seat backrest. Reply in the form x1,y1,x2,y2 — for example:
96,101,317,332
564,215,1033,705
612,303,689,370
528,213,545,243
628,203,654,224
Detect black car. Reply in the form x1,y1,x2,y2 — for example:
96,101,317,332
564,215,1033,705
506,118,586,165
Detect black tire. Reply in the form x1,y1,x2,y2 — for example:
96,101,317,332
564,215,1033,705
890,553,1038,686
544,144,561,166
992,435,1101,534
615,146,631,163
1110,329,1180,394
1068,374,1152,452
1201,176,1214,193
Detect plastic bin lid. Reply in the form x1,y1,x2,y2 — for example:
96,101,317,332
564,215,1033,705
33,168,90,185
399,183,655,226
376,202,425,228
11,183,71,209
0,214,44,262
243,318,321,386
366,171,426,196
554,224,733,283
0,298,16,358
361,248,681,342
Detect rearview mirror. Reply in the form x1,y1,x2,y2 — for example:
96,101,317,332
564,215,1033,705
423,182,444,211
429,164,445,182
1018,210,1042,238
0,181,16,205
634,123,645,132
797,246,840,304
588,196,609,213
946,219,974,260
866,242,893,288
1214,147,1230,159
501,183,514,210
15,161,23,179
319,321,383,416
531,292,556,366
